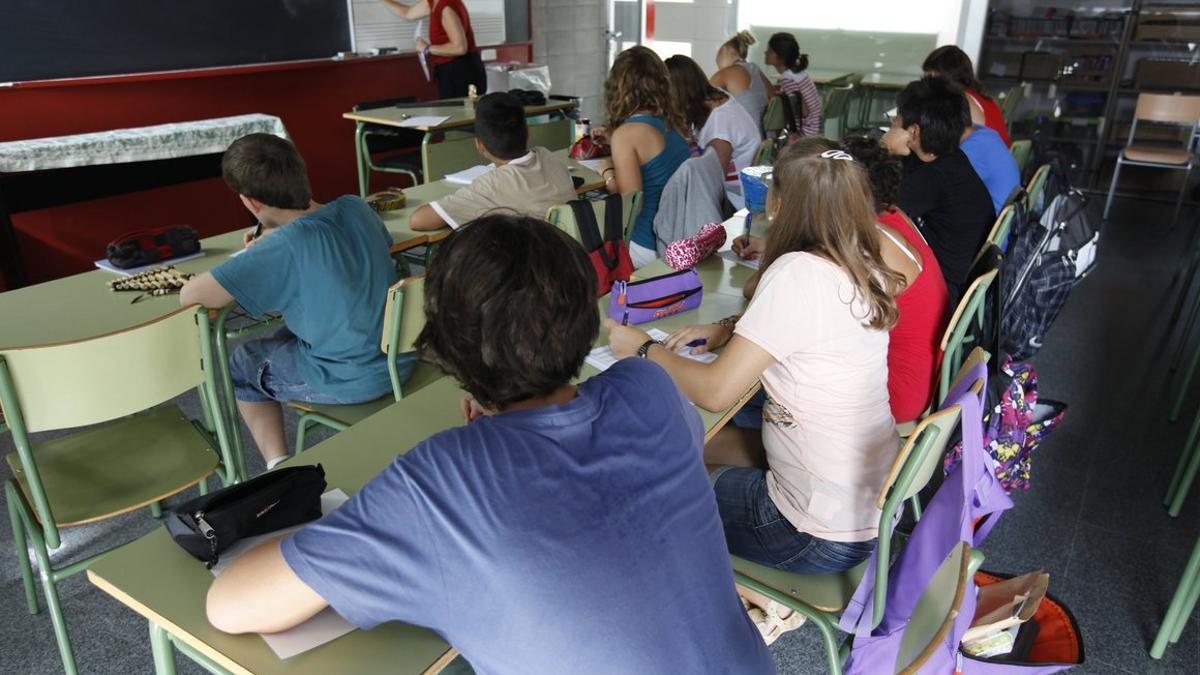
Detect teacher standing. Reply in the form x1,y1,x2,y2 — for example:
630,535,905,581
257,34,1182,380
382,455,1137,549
379,0,488,98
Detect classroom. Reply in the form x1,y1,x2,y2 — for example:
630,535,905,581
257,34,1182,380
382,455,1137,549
1,0,1199,673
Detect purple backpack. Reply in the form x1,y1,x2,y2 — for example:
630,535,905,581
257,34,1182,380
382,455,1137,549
840,363,1083,674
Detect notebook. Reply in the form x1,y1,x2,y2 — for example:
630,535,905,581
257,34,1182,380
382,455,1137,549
444,164,495,185
93,250,205,276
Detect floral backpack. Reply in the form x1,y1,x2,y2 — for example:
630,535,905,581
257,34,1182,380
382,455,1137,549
944,359,1067,491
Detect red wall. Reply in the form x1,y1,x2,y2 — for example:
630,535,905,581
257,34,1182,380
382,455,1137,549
0,43,531,287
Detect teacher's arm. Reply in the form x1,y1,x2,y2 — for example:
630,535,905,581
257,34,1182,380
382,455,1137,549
428,5,469,57
378,0,431,20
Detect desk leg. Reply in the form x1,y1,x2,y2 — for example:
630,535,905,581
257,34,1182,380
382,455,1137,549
149,623,178,675
355,122,369,198
0,189,29,289
421,131,433,185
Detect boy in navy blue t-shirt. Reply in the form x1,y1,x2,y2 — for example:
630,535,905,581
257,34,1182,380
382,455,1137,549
205,214,775,675
180,134,405,468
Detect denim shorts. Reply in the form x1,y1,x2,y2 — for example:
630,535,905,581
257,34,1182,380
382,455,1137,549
229,330,354,405
711,465,876,574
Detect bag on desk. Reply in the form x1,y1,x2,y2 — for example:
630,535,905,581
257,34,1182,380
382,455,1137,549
569,135,610,160
570,193,633,296
165,465,326,569
608,268,703,325
106,225,201,269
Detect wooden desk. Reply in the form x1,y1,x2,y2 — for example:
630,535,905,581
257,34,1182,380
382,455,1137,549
86,254,757,675
343,99,577,195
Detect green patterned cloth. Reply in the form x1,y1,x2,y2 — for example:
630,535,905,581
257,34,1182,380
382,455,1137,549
0,113,288,173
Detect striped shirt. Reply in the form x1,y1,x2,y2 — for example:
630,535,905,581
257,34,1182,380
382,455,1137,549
779,70,823,137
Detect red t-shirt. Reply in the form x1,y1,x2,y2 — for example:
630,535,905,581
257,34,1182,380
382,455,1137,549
429,0,477,66
967,90,1012,148
877,208,951,423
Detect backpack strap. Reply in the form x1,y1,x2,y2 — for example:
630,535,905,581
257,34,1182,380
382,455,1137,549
603,192,624,246
569,198,620,271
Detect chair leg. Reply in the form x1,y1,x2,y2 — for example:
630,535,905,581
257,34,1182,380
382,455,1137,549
1166,407,1200,506
1151,534,1200,658
1167,430,1200,517
1173,166,1193,228
1169,563,1200,644
149,622,179,675
7,482,38,615
29,534,79,675
149,501,163,519
355,123,369,198
295,414,312,456
1169,338,1200,422
1102,159,1122,221
1168,251,1200,330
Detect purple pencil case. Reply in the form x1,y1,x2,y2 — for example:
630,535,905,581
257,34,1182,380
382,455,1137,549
608,268,703,325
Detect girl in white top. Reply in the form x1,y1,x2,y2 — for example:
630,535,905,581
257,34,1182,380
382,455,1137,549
607,144,903,575
665,55,763,209
711,31,773,134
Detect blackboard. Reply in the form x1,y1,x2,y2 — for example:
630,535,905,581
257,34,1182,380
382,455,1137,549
0,0,352,83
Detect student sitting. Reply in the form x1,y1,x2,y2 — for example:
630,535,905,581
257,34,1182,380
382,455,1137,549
409,91,577,231
181,134,404,469
960,118,1021,216
883,76,994,304
923,45,1012,147
711,30,773,133
595,46,690,269
765,32,822,137
205,214,776,675
608,149,902,579
666,55,761,209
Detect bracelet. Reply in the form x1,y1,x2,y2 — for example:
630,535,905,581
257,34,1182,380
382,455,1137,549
715,315,740,329
636,339,660,359
602,167,615,176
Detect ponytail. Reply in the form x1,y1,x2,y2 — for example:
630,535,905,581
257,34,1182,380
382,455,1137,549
796,53,809,73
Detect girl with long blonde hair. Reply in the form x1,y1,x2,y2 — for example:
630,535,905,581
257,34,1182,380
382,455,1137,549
608,145,902,582
594,46,690,268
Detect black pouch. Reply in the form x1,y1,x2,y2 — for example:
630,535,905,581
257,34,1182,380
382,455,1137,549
165,465,327,569
106,225,201,269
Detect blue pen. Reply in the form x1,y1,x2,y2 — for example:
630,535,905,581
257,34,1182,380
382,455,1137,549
742,210,753,247
686,339,707,349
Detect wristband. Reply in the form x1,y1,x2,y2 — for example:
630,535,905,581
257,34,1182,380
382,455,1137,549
636,339,660,359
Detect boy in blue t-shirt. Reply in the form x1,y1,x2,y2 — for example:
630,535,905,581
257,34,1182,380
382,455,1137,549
180,134,404,469
205,214,776,675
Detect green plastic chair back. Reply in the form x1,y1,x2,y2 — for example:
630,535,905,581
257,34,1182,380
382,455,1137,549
939,268,1000,403
763,95,789,135
1026,164,1050,212
894,542,971,674
1009,139,1032,175
827,73,864,88
985,204,1016,252
998,84,1024,129
823,85,854,121
545,192,644,243
380,277,430,401
752,138,776,166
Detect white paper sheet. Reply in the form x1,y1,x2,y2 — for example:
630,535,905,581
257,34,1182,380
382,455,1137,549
209,489,356,659
576,159,607,173
415,20,431,80
398,115,450,128
586,328,718,373
93,250,205,276
443,164,495,185
717,249,760,270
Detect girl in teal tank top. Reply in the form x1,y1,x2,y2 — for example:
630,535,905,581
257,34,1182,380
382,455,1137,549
625,115,690,252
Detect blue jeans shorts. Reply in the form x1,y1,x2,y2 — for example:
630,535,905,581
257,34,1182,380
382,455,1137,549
229,330,352,405
711,465,876,574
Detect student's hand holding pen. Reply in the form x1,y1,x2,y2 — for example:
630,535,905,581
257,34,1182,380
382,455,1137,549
604,319,652,359
731,234,764,260
243,222,265,249
664,324,731,355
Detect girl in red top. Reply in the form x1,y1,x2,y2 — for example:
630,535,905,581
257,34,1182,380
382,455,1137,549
923,46,1012,147
380,0,487,98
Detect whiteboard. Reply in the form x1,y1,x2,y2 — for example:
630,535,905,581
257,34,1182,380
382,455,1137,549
348,0,505,53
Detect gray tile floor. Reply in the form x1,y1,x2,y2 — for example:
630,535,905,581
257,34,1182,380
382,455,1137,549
2,195,1199,673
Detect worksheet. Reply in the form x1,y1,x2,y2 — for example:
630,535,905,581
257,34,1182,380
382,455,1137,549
586,328,717,372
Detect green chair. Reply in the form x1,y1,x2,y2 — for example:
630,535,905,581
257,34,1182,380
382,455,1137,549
732,399,967,674
1151,532,1200,658
353,97,424,197
286,277,443,453
753,138,776,166
1010,139,1033,176
1,306,237,675
893,542,972,674
939,266,1000,404
1025,164,1051,214
545,191,643,243
822,84,856,140
984,203,1017,253
763,95,796,143
998,85,1024,136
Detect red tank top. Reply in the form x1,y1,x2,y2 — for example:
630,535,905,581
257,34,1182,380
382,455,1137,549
877,208,952,423
967,90,1012,148
429,0,477,66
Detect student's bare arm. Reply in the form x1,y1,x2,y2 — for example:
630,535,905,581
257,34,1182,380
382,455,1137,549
409,204,449,231
206,539,329,635
378,0,430,20
429,6,468,57
609,125,645,194
706,138,734,171
180,272,235,309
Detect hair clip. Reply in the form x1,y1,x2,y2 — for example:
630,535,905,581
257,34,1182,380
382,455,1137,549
819,149,856,162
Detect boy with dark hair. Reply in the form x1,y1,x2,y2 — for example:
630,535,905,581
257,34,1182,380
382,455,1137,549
205,214,776,675
883,76,994,303
181,133,407,469
409,91,577,231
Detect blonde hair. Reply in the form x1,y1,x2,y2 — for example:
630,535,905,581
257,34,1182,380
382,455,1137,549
761,146,904,330
605,46,685,132
722,30,756,59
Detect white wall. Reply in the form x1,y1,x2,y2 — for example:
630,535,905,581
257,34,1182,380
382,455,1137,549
531,0,608,121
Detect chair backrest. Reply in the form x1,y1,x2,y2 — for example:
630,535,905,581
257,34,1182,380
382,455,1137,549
1010,139,1032,174
545,191,643,243
380,277,426,400
939,267,1000,402
1133,93,1200,126
0,306,206,433
893,542,971,674
985,203,1016,252
998,84,1024,126
823,84,854,119
752,138,775,166
1025,163,1051,213
762,95,788,134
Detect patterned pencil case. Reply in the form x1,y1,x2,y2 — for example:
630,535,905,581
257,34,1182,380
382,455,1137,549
607,268,703,325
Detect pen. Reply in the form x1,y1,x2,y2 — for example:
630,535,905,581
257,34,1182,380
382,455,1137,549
686,339,707,349
622,309,629,326
252,221,263,240
742,210,753,248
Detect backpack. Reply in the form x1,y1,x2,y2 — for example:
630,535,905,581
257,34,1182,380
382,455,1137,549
842,363,1083,674
1000,186,1098,360
568,194,633,297
943,359,1067,492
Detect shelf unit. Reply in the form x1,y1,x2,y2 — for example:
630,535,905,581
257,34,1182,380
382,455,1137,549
979,1,1200,189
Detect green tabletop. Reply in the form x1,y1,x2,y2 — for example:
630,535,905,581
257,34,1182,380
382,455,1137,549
807,69,915,89
343,100,576,132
